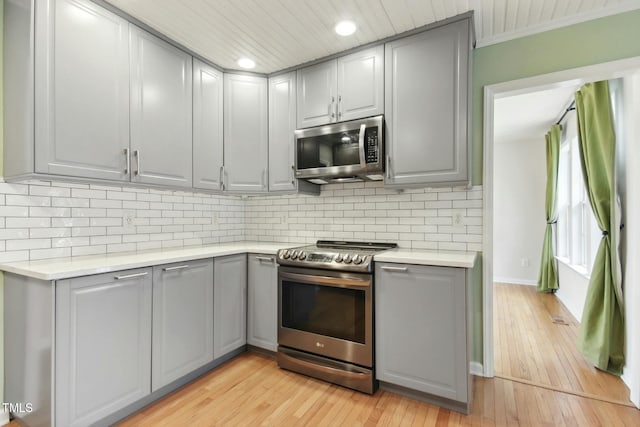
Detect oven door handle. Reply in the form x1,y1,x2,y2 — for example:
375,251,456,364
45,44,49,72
279,271,370,288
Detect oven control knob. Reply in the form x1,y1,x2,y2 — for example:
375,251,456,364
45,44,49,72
335,254,344,263
343,254,352,264
298,251,307,260
353,255,363,265
281,250,290,259
291,250,298,260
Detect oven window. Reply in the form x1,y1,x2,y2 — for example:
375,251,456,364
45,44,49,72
281,280,365,344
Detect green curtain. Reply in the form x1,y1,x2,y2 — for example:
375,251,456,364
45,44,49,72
575,81,624,375
537,125,561,293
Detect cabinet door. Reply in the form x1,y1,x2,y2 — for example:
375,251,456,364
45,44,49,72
384,19,470,186
214,254,247,358
268,72,297,192
56,268,152,427
35,0,130,181
375,263,467,402
130,25,193,188
152,259,214,391
193,60,224,191
296,60,337,128
224,74,268,192
337,45,384,122
247,254,278,351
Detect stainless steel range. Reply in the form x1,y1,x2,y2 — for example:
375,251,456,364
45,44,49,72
276,240,397,394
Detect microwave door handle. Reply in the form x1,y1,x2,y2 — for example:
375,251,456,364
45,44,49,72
358,123,366,169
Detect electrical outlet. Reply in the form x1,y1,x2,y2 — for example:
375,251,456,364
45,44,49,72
453,212,464,226
123,210,135,231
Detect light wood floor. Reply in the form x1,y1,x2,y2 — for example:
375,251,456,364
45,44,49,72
111,351,640,426
493,282,632,405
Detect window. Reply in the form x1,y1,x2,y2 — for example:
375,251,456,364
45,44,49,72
556,112,602,276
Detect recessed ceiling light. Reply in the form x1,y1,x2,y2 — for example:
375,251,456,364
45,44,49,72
237,58,256,69
335,20,356,36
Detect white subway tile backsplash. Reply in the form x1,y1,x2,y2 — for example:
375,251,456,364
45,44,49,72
0,180,481,262
0,229,29,239
6,239,51,251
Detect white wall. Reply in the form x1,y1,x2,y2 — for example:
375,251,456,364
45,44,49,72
493,138,546,285
621,72,640,407
556,261,589,321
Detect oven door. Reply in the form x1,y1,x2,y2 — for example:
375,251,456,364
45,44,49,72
278,266,373,367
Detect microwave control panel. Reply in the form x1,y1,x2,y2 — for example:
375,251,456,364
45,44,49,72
365,128,379,164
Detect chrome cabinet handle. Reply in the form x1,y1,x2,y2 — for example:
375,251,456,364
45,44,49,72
163,264,190,272
134,150,140,176
291,165,296,185
330,96,335,119
263,169,267,189
255,256,274,263
114,272,148,280
386,155,391,179
124,148,130,175
219,165,225,191
380,266,408,272
338,95,342,119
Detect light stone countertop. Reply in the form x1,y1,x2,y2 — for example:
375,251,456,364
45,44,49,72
0,242,478,281
0,241,299,281
373,248,477,268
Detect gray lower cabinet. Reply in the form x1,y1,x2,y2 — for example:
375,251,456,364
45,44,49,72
55,268,153,427
247,254,278,351
214,254,248,358
193,59,224,191
375,263,469,410
224,74,268,192
152,259,214,391
130,25,193,188
384,17,472,187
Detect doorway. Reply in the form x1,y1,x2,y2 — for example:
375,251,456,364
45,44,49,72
482,56,640,408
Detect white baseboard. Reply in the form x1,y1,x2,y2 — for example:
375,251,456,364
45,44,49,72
470,361,484,376
493,276,537,286
0,409,10,426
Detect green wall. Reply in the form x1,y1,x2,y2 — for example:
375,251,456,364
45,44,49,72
469,8,640,363
472,8,640,184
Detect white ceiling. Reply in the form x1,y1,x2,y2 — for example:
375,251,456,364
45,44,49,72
104,0,640,74
493,85,578,144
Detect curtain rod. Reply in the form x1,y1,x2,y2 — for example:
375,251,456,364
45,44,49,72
555,100,576,125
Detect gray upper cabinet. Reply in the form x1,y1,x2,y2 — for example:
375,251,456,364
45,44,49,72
4,0,131,181
375,263,469,407
337,45,384,122
224,74,268,193
247,254,278,351
297,60,337,128
55,268,152,427
130,25,193,188
297,45,383,129
268,72,297,192
214,254,248,359
152,259,214,391
384,18,471,187
193,59,224,191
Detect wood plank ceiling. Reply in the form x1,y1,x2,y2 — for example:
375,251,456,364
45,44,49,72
104,0,640,73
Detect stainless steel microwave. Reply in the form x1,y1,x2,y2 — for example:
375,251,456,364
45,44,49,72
295,115,384,184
